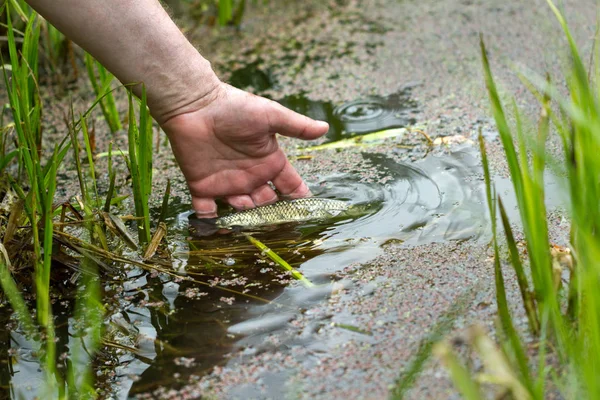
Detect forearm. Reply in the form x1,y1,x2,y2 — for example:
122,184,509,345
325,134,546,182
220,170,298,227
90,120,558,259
25,0,220,123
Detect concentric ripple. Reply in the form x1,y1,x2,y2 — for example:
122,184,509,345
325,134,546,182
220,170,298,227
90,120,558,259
124,147,488,396
333,92,418,136
279,87,420,142
298,147,488,275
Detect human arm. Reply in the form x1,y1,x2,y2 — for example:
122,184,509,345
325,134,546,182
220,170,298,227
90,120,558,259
25,0,329,216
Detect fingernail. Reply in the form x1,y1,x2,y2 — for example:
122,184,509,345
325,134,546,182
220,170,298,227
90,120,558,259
290,182,310,198
316,121,329,130
196,208,217,218
255,194,278,206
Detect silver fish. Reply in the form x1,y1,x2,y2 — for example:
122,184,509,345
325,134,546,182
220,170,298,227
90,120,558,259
215,198,350,229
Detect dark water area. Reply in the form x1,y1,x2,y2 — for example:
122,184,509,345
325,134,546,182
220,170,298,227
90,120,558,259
280,91,419,142
121,147,489,397
1,143,490,400
4,142,565,398
2,62,478,400
229,64,420,142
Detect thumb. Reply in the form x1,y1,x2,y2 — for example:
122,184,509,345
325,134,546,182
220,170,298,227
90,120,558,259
267,100,329,140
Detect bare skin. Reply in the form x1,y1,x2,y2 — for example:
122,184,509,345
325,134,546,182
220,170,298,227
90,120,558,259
25,0,329,217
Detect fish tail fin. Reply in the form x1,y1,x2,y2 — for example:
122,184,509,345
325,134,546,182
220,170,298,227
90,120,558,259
189,217,220,237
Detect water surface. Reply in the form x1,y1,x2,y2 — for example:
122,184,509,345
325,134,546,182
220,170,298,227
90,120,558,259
125,146,488,396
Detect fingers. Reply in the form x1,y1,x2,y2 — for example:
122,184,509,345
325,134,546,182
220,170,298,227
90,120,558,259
271,159,312,198
193,197,218,218
225,195,255,210
267,100,329,140
250,184,278,206
227,184,278,210
194,175,297,217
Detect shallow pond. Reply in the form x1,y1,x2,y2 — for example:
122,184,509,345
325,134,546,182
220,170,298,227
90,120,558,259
3,91,491,399
124,145,489,397
4,79,570,397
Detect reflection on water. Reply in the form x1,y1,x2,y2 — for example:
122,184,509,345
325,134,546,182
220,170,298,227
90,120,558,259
2,145,488,399
123,147,488,396
280,87,419,142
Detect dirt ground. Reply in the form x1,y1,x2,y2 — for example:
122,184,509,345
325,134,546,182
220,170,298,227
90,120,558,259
129,0,594,399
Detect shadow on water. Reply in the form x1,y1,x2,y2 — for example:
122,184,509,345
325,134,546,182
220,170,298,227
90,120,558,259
123,146,489,397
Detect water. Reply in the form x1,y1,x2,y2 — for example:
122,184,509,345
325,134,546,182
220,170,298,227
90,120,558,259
4,140,566,398
1,76,486,398
1,145,491,400
229,62,420,143
120,146,488,397
279,89,419,142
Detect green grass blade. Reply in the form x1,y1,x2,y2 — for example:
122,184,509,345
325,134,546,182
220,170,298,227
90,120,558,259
0,255,36,337
81,117,99,205
390,288,475,399
138,85,152,240
69,116,88,204
85,53,122,133
98,65,121,132
491,236,533,392
40,146,59,392
244,233,314,287
479,133,533,393
498,197,539,334
218,0,233,25
480,36,524,201
127,91,150,243
433,341,482,400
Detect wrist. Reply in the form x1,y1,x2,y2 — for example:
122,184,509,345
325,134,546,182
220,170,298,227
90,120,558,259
145,52,222,125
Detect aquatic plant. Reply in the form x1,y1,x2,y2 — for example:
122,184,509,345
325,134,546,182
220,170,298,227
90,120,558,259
434,1,600,399
2,3,62,394
0,4,107,397
0,0,270,396
127,87,154,244
245,233,314,287
85,53,123,133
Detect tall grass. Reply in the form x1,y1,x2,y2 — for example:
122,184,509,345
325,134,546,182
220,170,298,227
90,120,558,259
65,114,105,397
0,0,261,396
437,1,600,399
85,53,122,133
1,4,105,397
127,87,153,244
3,2,62,394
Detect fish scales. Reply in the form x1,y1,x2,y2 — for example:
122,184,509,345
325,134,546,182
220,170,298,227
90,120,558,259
215,198,349,228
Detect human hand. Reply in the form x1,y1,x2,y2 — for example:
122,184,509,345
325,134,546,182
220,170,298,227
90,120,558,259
160,82,329,218
25,0,328,217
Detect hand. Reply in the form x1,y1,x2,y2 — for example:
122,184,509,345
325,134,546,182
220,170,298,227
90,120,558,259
160,82,329,217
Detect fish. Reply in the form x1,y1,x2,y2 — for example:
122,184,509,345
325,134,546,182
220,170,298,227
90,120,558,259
189,198,352,236
215,198,351,228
